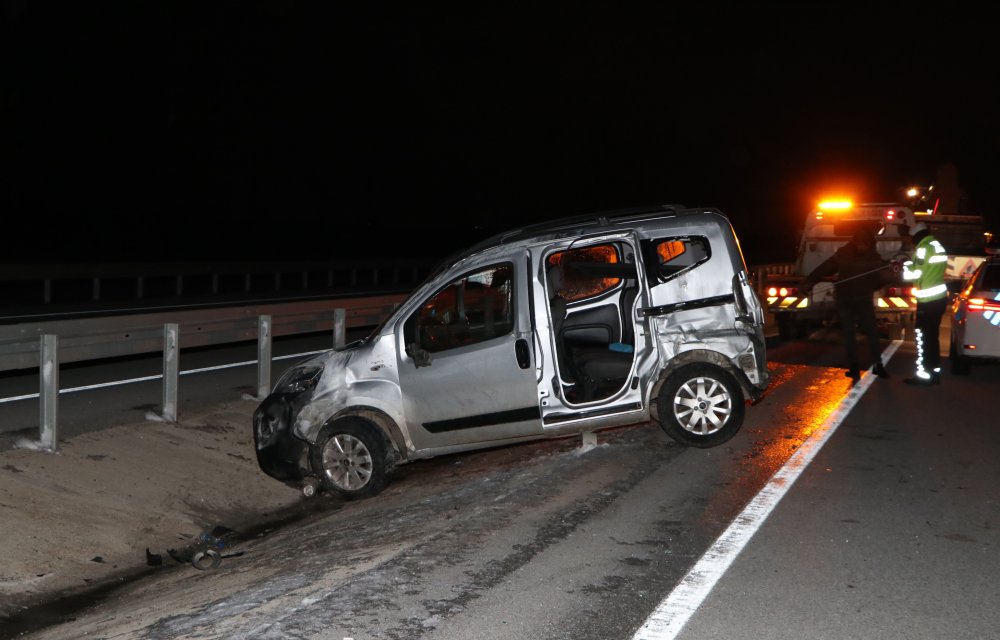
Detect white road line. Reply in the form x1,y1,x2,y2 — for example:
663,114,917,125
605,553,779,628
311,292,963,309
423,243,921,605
633,340,903,640
0,349,327,403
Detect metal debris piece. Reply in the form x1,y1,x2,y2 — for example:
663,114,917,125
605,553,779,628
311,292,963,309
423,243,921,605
191,549,222,571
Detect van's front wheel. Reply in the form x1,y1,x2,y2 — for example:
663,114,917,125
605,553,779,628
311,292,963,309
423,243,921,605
657,364,745,448
310,418,391,500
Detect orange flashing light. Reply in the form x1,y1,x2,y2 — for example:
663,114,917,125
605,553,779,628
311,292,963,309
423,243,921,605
818,200,853,211
815,200,852,219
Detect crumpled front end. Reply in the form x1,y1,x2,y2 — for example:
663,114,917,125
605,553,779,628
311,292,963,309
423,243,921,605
253,393,311,486
253,354,332,487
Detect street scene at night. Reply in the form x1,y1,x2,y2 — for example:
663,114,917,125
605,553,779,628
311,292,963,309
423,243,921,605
2,5,999,640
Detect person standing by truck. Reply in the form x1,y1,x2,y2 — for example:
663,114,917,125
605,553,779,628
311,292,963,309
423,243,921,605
804,226,891,382
902,221,949,385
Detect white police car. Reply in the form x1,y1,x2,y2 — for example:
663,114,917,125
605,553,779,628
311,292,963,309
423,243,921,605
950,251,1000,374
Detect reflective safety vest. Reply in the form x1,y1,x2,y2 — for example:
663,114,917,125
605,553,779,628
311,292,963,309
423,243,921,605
902,234,948,302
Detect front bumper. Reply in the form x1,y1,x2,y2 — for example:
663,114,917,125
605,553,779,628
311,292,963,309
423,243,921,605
253,393,311,487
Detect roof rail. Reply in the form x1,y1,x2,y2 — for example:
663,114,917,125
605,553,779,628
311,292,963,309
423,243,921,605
496,204,685,244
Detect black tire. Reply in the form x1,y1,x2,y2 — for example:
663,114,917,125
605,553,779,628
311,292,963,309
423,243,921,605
310,418,392,500
950,336,971,375
657,364,745,448
776,314,808,341
776,314,794,341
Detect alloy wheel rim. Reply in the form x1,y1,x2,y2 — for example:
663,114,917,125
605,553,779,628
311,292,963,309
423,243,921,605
673,375,732,435
322,433,373,490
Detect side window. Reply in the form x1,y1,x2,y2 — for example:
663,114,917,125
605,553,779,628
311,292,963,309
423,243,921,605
982,265,1000,291
833,220,885,238
546,244,621,302
404,263,514,354
643,236,710,282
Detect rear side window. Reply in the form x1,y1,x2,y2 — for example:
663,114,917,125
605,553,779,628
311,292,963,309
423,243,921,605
832,220,885,238
981,265,1000,291
405,263,514,353
807,220,887,238
643,236,710,282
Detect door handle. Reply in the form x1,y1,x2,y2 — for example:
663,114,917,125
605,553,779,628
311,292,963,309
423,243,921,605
515,338,530,369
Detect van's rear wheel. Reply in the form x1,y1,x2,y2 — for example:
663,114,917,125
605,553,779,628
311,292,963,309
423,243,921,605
657,364,745,448
310,418,391,500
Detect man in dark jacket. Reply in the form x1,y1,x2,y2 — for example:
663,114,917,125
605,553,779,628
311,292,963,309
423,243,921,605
804,227,890,382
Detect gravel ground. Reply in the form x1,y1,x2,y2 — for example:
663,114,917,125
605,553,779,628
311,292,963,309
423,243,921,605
0,398,307,623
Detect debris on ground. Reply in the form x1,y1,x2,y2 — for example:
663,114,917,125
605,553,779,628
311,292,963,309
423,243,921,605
161,525,244,570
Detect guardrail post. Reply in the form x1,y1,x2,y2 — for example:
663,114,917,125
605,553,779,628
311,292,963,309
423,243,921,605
40,334,59,451
334,308,346,349
162,323,179,422
257,315,272,398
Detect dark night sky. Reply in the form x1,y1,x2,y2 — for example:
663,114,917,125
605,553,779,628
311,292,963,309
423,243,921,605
4,4,998,266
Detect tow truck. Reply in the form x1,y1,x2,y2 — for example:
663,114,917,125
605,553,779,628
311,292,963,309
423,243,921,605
765,200,988,340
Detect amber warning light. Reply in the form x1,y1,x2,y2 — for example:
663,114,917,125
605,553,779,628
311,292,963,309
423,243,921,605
815,200,852,220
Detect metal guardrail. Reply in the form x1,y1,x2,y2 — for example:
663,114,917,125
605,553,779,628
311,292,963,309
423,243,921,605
1,294,407,451
0,259,433,322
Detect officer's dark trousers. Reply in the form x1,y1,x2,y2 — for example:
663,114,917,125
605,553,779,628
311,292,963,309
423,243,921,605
837,297,880,370
914,296,948,375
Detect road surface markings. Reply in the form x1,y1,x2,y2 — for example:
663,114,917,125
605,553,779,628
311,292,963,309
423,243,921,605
0,350,327,403
633,340,902,640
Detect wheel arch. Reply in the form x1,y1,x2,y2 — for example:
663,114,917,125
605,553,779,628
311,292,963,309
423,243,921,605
648,349,754,424
329,406,407,464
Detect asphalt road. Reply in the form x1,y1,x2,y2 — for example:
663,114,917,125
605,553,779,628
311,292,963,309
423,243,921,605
675,349,1000,640
3,325,998,639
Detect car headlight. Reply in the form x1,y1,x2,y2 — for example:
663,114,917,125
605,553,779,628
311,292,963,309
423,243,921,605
274,364,324,395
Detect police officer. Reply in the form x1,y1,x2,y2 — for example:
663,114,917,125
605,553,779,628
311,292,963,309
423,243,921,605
902,222,949,385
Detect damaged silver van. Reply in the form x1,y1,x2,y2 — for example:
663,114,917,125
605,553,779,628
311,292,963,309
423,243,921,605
254,206,769,499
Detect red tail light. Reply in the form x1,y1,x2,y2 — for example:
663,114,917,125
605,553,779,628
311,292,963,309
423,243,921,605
968,298,1000,312
767,286,798,297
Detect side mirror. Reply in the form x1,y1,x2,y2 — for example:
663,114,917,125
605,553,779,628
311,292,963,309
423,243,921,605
406,343,433,368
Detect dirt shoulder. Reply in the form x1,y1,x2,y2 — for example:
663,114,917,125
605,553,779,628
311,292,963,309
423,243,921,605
0,398,307,622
